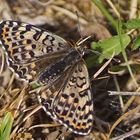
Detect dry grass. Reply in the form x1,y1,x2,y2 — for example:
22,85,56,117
0,0,140,139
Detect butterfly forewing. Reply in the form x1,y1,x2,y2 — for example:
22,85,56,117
0,20,70,81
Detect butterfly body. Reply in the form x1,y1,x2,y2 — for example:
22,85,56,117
38,47,82,85
0,20,93,135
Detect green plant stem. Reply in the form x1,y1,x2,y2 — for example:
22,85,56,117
91,0,118,30
117,21,139,88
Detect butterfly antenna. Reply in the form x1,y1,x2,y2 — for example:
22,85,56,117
75,11,95,47
87,48,120,63
76,11,83,40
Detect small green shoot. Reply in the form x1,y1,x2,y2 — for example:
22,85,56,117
123,19,140,29
0,112,13,140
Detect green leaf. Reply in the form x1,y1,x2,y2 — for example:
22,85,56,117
90,34,131,63
132,34,140,50
123,19,140,29
0,112,13,140
30,82,41,89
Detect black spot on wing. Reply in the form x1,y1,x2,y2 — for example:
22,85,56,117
62,94,69,99
5,27,9,32
33,30,42,40
29,51,35,57
26,39,32,44
74,98,78,103
7,38,12,41
79,88,91,98
32,44,36,49
77,76,86,88
20,35,24,39
26,24,32,31
12,26,18,31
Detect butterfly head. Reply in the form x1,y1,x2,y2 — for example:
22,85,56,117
76,46,90,57
76,35,93,56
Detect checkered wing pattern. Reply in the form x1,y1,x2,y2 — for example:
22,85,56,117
42,61,93,135
0,20,70,81
0,20,94,135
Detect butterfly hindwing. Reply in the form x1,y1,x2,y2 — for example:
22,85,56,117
53,61,93,135
41,61,93,135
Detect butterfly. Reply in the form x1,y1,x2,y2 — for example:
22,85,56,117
0,20,93,135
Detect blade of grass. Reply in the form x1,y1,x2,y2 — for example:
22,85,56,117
91,0,118,30
0,112,13,140
117,21,139,88
117,20,139,112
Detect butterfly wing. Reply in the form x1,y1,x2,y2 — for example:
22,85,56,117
0,20,70,81
42,61,93,135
